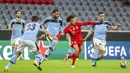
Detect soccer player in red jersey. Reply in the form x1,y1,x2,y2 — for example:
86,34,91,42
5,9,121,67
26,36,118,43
57,15,98,68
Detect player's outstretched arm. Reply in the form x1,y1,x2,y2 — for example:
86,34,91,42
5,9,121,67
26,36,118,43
8,27,15,31
111,20,121,30
79,21,98,26
37,34,46,40
41,26,58,40
83,28,93,42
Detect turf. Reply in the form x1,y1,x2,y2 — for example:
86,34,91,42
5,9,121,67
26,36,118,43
0,60,129,73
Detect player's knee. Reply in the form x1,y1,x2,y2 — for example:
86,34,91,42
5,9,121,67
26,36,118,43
93,45,99,50
75,49,79,55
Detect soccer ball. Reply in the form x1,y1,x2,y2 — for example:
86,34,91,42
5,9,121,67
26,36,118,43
120,60,127,68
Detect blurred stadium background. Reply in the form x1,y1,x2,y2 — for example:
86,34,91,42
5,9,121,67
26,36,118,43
0,0,130,30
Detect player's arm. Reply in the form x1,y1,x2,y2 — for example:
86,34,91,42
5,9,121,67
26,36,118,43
78,21,98,26
83,28,93,41
59,20,65,33
56,26,69,38
8,21,15,31
22,21,25,32
111,20,121,30
37,34,46,40
41,26,57,40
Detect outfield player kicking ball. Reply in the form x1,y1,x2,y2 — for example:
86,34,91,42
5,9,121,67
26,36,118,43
4,16,57,72
83,12,121,68
39,9,64,64
57,15,98,68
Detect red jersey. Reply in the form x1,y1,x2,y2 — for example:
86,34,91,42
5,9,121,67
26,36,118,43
64,21,98,44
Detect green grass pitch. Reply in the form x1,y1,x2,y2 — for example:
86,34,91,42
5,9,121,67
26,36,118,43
0,60,129,73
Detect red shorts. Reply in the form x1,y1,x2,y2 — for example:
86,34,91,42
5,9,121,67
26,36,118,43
71,40,82,52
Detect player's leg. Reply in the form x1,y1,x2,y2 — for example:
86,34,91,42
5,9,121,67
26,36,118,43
92,39,106,67
11,39,16,56
11,38,21,56
91,38,100,67
67,38,73,56
27,41,42,71
93,43,106,60
92,45,100,68
40,39,58,63
77,44,82,59
64,44,79,68
67,47,73,56
33,50,43,71
4,40,24,72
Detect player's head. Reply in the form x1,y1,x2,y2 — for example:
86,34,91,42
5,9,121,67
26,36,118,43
32,16,40,23
52,9,60,19
98,12,104,22
66,15,76,25
15,10,22,18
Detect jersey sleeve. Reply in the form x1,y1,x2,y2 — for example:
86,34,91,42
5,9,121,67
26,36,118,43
8,20,13,28
40,16,50,27
22,20,25,28
77,21,98,27
59,20,65,32
92,25,95,30
63,26,69,34
104,21,113,29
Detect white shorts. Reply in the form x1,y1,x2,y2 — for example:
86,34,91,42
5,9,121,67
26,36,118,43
93,38,106,51
17,39,37,52
11,38,21,48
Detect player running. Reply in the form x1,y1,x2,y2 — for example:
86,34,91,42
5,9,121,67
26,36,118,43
57,15,98,68
8,10,25,56
4,16,57,72
83,12,121,68
66,15,78,60
39,9,64,64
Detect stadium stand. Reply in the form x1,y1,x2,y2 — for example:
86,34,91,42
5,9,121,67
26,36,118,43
0,0,129,30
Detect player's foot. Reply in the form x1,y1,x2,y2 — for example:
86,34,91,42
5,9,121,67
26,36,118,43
4,67,9,72
92,65,97,68
71,65,75,68
33,61,42,71
39,62,42,65
64,55,69,62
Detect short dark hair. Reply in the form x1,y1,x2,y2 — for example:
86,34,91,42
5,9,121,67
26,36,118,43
98,12,104,15
15,10,22,14
32,16,40,21
66,15,75,22
52,9,59,13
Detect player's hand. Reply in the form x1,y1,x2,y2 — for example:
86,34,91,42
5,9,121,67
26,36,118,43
60,32,64,35
12,28,15,30
82,38,86,42
65,37,69,40
41,34,46,39
37,34,46,40
53,37,58,40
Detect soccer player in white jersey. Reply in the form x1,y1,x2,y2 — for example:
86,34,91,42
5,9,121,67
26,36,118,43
83,12,121,68
4,16,57,72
